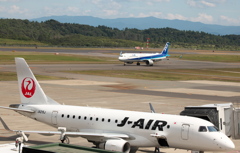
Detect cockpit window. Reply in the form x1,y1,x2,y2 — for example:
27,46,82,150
198,126,207,132
207,126,219,132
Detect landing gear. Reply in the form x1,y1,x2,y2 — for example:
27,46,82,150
58,127,70,144
137,62,140,66
61,135,70,144
154,147,160,153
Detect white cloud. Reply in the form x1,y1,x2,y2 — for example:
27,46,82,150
136,12,163,18
200,1,215,7
187,0,225,8
102,10,119,16
8,5,27,14
66,7,80,13
190,13,213,23
166,13,187,20
220,15,240,26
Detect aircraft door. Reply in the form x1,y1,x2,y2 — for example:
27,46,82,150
181,124,190,140
51,111,58,125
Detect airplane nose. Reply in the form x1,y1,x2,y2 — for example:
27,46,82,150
213,134,235,150
223,139,235,150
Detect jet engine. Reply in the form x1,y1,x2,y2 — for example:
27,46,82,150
145,59,154,66
99,139,131,153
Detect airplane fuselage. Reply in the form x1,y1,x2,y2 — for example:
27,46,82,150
18,104,234,151
119,53,165,62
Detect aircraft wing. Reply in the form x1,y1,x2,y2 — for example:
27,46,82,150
0,117,129,139
0,106,35,113
12,130,129,138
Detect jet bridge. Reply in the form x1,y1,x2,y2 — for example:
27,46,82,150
180,103,240,139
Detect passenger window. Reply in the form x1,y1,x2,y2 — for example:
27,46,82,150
108,119,111,122
102,118,104,122
78,116,81,119
67,115,69,118
73,115,75,119
90,117,93,120
62,114,64,118
198,126,207,132
84,116,87,120
96,118,98,121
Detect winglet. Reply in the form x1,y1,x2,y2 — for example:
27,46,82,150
0,117,12,131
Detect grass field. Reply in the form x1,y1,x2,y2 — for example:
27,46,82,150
0,38,47,46
67,68,240,82
0,49,239,82
0,72,65,81
0,51,117,64
171,54,240,63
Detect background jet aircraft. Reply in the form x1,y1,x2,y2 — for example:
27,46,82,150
119,42,170,66
0,58,235,153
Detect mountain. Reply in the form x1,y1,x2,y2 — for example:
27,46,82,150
30,16,240,35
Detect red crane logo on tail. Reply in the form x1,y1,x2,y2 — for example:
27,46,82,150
21,77,36,98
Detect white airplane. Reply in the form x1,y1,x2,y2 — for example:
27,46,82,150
119,42,170,66
0,58,235,153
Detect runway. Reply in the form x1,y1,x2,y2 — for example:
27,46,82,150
0,48,240,153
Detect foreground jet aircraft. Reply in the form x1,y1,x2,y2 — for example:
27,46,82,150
119,42,170,66
0,58,235,153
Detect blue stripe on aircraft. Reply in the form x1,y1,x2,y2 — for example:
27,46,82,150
128,54,167,61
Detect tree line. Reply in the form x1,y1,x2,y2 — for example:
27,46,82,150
0,19,239,50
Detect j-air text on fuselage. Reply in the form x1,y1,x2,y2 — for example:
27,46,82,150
118,42,170,66
0,57,235,153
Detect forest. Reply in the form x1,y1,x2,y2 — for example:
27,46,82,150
0,19,239,50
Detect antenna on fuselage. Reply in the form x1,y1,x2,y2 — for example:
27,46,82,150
149,103,156,113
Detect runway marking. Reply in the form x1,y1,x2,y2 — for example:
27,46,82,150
180,80,240,87
147,88,240,97
39,80,120,86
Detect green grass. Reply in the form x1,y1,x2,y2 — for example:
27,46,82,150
0,38,47,46
171,54,240,63
67,68,240,82
0,72,65,81
0,51,117,64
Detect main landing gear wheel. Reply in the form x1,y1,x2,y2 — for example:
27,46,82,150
61,135,70,144
137,62,140,66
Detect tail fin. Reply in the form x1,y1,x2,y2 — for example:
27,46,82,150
120,51,123,57
15,58,59,105
161,42,170,56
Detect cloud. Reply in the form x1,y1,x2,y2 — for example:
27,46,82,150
6,5,27,14
187,0,225,8
66,7,80,13
190,13,213,23
136,12,163,18
102,10,119,16
220,15,240,26
200,1,215,7
166,13,187,20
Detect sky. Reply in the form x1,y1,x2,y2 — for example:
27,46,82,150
0,0,239,26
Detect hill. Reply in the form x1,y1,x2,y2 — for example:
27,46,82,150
31,16,240,35
0,19,239,50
